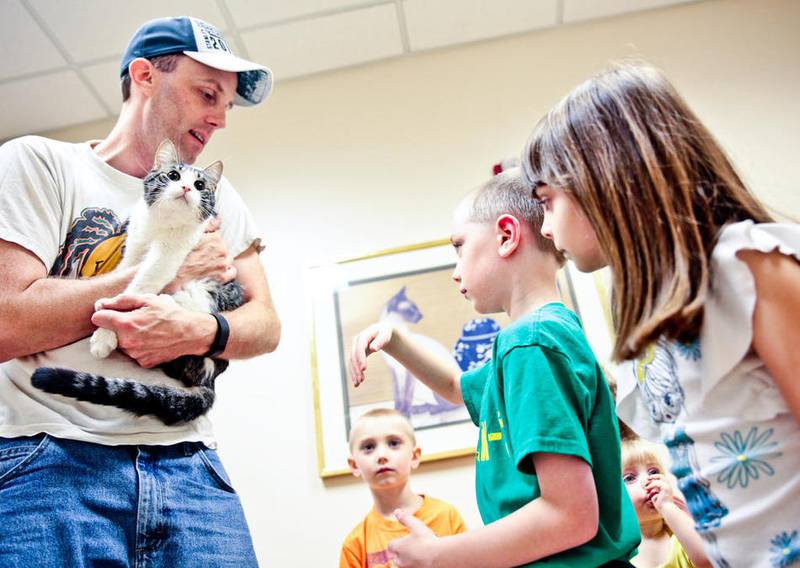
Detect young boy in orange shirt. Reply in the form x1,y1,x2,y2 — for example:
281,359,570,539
339,408,467,567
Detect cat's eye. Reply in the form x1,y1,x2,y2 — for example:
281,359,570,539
194,180,206,191
167,170,181,181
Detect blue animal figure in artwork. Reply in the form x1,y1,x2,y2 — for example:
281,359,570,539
378,287,459,417
453,318,500,372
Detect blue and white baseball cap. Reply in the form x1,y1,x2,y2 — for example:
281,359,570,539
120,16,272,106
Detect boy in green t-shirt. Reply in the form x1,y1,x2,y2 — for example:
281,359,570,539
350,169,640,567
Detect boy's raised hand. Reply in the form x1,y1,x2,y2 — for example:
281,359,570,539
350,322,395,387
387,509,439,568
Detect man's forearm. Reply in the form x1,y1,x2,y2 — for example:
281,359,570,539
0,268,136,362
198,298,280,360
211,244,280,360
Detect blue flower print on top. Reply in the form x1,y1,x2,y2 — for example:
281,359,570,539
676,338,701,362
770,530,800,568
710,427,782,489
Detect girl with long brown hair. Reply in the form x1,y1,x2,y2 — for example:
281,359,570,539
521,63,799,567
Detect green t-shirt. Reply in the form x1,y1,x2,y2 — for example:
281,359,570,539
461,303,640,567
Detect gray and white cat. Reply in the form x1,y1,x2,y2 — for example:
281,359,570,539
32,139,243,425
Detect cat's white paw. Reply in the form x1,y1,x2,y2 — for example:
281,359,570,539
90,328,118,359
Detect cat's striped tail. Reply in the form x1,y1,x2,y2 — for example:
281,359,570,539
31,367,214,425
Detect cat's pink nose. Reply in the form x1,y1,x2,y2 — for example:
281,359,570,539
182,186,190,193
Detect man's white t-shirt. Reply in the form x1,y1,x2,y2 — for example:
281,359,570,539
0,135,262,447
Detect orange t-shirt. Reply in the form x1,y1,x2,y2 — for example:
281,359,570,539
339,495,467,568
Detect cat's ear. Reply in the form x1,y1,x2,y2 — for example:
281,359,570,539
203,160,223,189
153,139,179,170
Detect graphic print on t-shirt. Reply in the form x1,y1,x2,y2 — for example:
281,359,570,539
49,207,128,278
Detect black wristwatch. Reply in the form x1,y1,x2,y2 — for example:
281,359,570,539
205,313,230,358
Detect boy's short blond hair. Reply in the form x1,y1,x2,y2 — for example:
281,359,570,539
348,408,417,451
465,168,565,265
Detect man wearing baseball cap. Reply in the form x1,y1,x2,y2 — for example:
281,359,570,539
121,16,272,106
0,16,279,566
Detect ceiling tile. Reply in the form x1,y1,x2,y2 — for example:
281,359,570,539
403,0,558,52
28,0,226,63
563,0,697,23
0,0,67,80
241,4,403,80
82,61,124,115
0,71,107,140
224,0,379,27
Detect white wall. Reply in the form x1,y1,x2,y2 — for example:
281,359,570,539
42,0,800,564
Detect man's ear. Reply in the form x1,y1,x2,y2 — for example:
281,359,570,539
127,58,156,97
347,456,362,478
496,214,522,258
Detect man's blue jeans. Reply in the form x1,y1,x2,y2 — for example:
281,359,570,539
0,434,259,567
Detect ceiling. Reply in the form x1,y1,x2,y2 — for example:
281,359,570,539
0,0,700,141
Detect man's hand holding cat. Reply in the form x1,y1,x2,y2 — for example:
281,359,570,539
163,217,237,294
91,293,217,368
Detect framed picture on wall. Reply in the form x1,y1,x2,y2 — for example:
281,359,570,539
307,238,587,478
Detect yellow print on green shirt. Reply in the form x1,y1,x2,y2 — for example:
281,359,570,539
477,417,507,462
